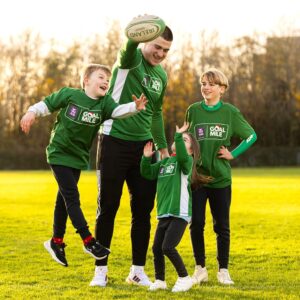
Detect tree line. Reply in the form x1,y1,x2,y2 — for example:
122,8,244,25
1,23,299,169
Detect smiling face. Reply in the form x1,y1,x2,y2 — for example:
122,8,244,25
200,75,225,105
142,36,172,66
84,69,110,99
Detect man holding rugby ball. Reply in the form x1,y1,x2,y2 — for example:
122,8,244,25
90,15,173,287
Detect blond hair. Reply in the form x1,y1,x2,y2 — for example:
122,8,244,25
200,68,229,91
80,64,111,89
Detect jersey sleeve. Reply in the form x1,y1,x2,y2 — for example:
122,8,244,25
118,38,140,69
174,132,193,175
101,95,120,121
231,108,257,158
151,87,168,150
43,87,71,112
232,108,256,139
140,156,162,180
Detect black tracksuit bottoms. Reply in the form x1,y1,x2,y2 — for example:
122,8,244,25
152,217,188,281
50,164,91,240
190,185,231,269
95,134,157,266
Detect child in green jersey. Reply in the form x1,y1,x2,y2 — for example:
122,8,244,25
141,122,210,292
20,64,147,267
186,68,257,285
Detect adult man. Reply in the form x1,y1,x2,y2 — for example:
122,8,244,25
90,17,173,287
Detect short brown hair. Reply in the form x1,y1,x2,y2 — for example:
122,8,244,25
161,26,173,42
80,64,111,89
200,68,229,91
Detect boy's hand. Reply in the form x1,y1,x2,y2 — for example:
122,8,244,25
176,121,189,133
133,93,148,111
218,146,234,160
143,141,155,158
20,111,36,134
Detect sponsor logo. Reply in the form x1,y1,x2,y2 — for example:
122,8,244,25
81,111,100,124
65,103,101,126
67,104,79,119
141,74,162,94
159,162,177,177
195,123,228,140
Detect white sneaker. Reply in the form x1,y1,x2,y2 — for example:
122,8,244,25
126,265,152,286
172,276,193,292
149,279,167,291
89,266,108,287
192,265,208,284
217,268,234,285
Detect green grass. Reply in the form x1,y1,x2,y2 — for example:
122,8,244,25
0,168,299,299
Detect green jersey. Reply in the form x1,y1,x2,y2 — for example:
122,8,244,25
186,100,256,188
102,39,167,150
141,133,193,222
44,87,118,170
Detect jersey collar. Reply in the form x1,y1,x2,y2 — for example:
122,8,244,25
201,100,223,111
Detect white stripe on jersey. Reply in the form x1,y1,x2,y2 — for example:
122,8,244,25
102,69,129,135
179,172,189,217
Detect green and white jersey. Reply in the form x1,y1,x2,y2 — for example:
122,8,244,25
44,87,118,170
102,39,168,150
141,133,193,222
186,100,256,188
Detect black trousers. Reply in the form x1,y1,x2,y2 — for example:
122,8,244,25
190,186,231,269
50,164,91,240
95,134,156,266
152,217,188,281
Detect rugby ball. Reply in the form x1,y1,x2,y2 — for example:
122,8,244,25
125,15,166,43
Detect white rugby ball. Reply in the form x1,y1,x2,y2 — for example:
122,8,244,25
125,15,166,43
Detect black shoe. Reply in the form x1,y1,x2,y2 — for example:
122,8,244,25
44,239,68,267
83,238,110,260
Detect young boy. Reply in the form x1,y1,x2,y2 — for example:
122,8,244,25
20,64,147,267
186,68,257,285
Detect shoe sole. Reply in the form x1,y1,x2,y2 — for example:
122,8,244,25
89,279,108,287
192,275,208,284
82,246,109,260
44,240,68,267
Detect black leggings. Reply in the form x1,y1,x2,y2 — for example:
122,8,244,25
50,164,91,240
152,217,188,281
190,186,231,269
95,135,156,266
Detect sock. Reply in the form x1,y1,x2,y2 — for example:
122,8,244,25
52,237,64,244
132,265,144,272
83,235,93,245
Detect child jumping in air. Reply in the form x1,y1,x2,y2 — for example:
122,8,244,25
20,64,147,267
140,122,211,292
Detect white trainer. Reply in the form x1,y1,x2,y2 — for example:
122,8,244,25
172,276,193,292
126,265,152,286
149,279,167,291
89,266,108,287
191,265,208,284
217,268,234,285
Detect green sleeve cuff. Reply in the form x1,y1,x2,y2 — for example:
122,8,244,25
231,132,257,158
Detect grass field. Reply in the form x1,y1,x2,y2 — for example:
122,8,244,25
0,168,299,299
